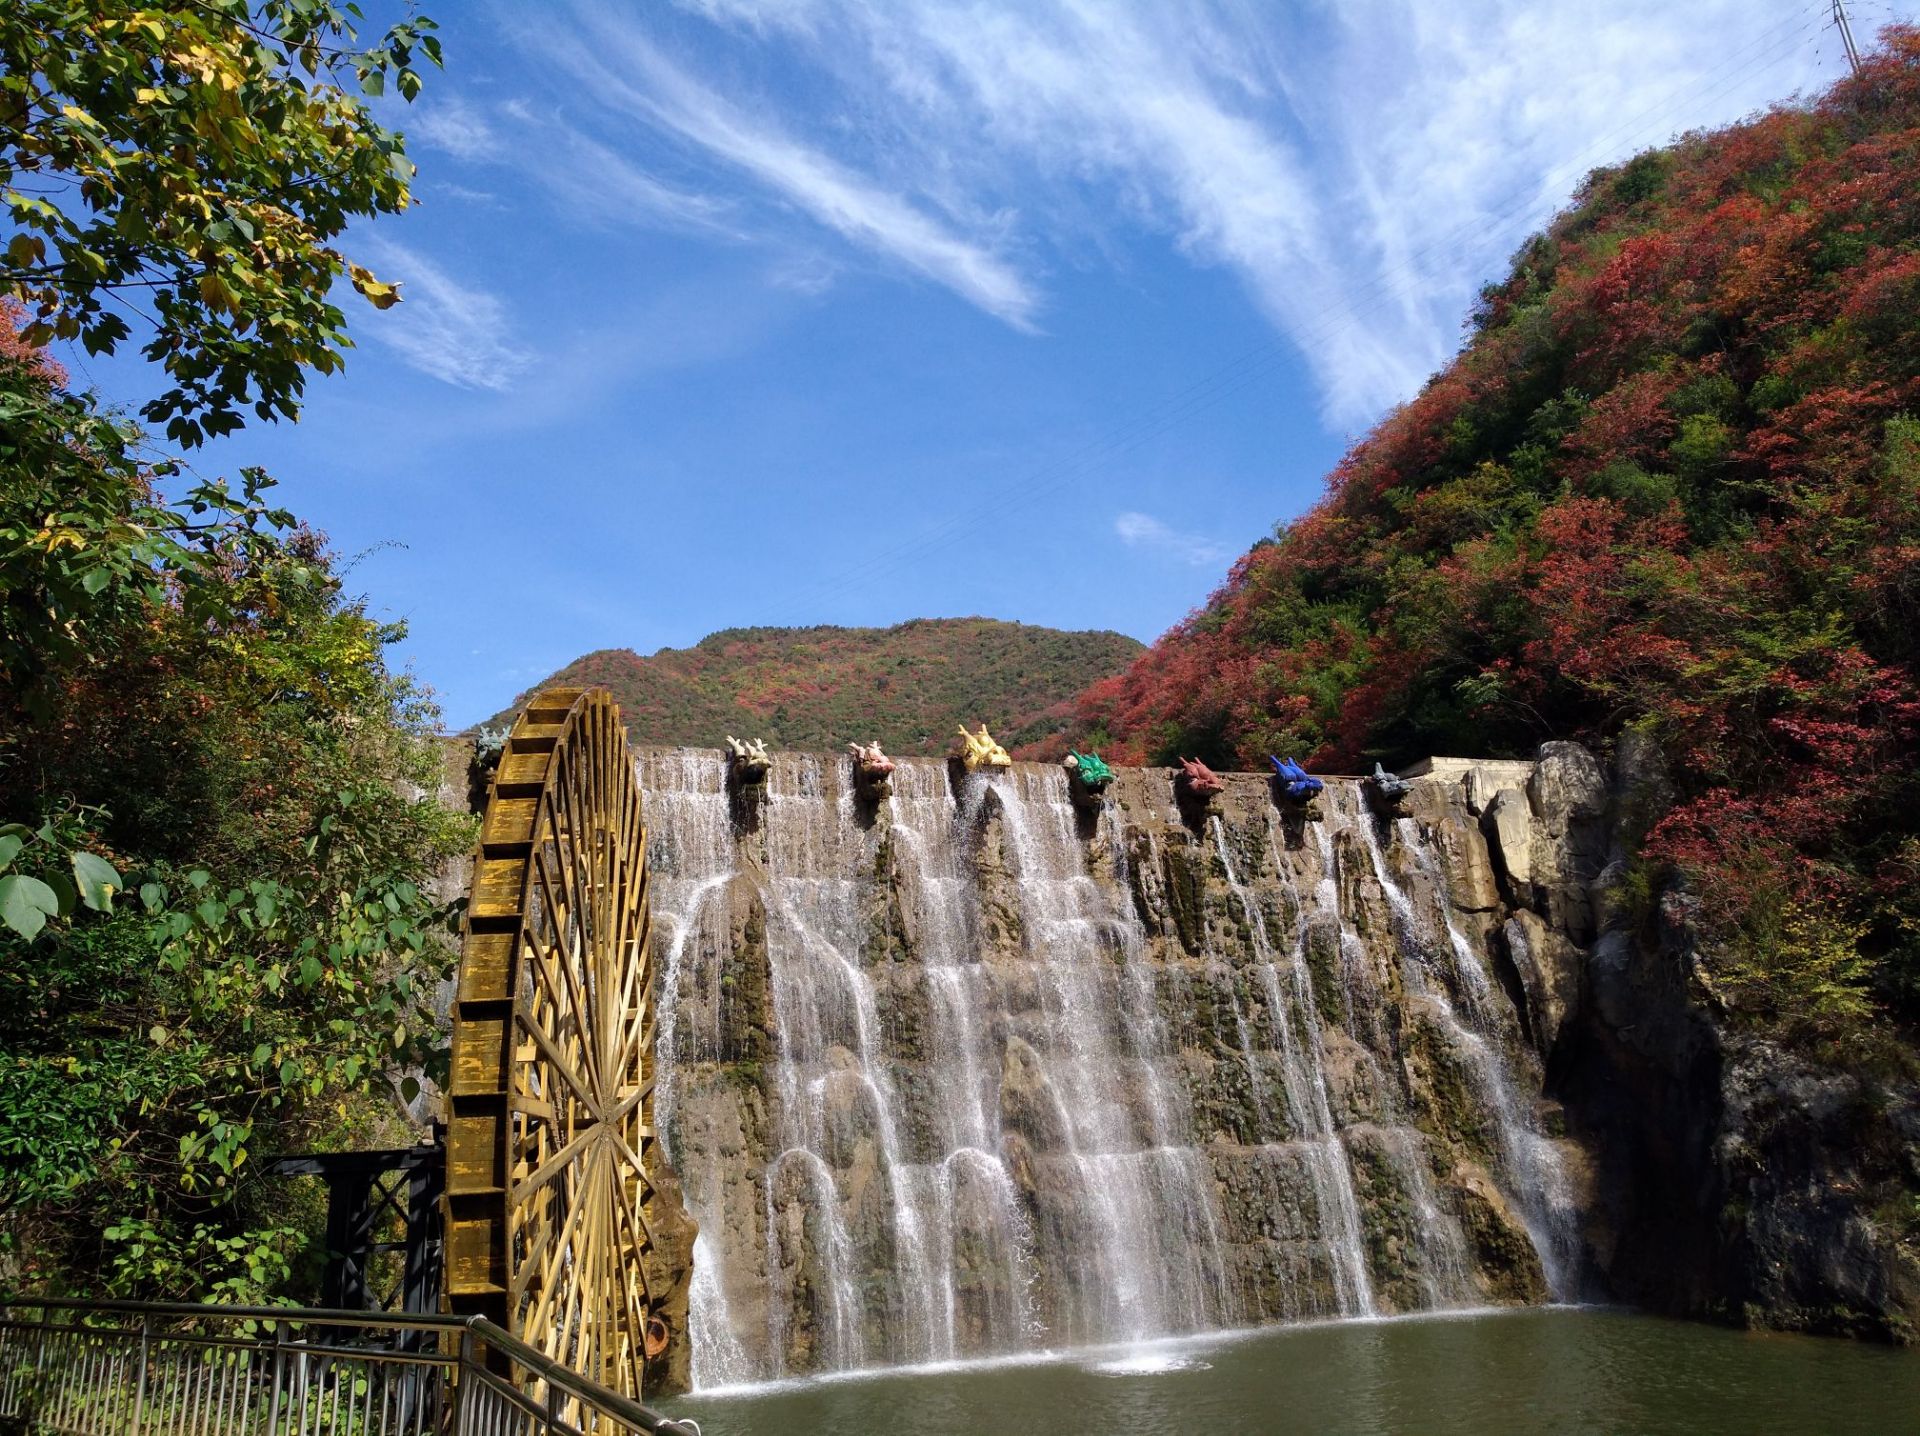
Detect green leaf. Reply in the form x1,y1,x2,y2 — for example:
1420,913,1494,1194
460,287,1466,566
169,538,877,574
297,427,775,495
72,851,121,912
0,874,61,940
140,882,166,912
0,835,21,871
44,870,77,918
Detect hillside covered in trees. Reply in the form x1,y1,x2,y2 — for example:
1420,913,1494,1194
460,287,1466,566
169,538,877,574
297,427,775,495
486,619,1143,754
1080,35,1920,1045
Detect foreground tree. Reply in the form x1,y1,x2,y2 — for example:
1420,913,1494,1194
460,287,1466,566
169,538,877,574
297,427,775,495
0,5,464,1302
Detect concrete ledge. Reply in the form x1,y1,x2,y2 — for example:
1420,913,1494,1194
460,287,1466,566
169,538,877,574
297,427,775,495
1398,755,1537,814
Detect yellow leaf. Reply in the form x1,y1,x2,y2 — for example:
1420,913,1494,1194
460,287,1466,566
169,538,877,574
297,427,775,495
197,270,238,313
348,263,402,309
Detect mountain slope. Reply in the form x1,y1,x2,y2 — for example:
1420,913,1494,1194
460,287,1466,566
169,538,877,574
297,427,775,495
1071,36,1920,1343
484,618,1143,755
1080,37,1920,1031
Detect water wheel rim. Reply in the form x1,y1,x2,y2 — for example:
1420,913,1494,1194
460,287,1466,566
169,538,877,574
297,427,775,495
445,687,660,1402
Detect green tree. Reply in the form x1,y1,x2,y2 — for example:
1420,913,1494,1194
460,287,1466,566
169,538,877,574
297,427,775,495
0,3,463,1303
1,0,436,446
0,314,470,1300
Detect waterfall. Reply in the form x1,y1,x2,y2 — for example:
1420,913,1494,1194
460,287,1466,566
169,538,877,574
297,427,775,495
1349,798,1580,1299
640,750,1585,1386
635,749,747,1389
1208,815,1373,1317
976,767,1233,1344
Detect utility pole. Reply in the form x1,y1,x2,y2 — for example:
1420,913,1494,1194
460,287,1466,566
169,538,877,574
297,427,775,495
1831,0,1862,75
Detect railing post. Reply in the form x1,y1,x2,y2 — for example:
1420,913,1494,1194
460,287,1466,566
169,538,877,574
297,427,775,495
544,1377,558,1436
129,1313,151,1436
448,1327,475,1436
30,1304,50,1424
266,1317,289,1436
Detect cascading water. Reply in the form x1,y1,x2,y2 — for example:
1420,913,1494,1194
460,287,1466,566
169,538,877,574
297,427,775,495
975,767,1233,1345
1347,795,1581,1299
641,749,1587,1388
1208,814,1373,1317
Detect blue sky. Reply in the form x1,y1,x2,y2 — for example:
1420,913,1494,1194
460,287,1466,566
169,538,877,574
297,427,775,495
67,0,1909,727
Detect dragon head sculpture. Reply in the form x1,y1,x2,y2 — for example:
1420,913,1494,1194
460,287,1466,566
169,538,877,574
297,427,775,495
849,739,896,802
1176,756,1225,800
1064,749,1115,790
956,724,1013,771
1269,755,1325,802
724,734,772,781
1366,761,1412,805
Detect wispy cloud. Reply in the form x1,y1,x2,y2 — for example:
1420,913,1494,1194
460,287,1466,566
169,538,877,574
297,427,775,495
506,0,1847,425
406,95,504,163
353,236,531,392
1115,511,1229,567
409,88,736,235
526,11,1042,329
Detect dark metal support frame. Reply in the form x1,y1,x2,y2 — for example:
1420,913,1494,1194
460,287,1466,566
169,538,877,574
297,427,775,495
268,1139,445,1319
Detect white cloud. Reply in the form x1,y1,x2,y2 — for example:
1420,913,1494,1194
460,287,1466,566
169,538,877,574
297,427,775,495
407,95,503,163
527,12,1042,329
353,236,531,392
518,116,739,234
1115,511,1229,567
431,181,498,205
525,0,1860,426
407,85,739,236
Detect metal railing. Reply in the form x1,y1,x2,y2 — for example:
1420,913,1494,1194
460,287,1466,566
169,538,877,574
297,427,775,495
0,1300,699,1436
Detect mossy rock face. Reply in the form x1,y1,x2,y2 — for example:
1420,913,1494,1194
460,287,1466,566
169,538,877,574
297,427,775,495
1160,835,1208,956
1302,918,1348,1030
718,889,774,1062
1453,1169,1550,1304
1404,1009,1500,1167
1345,1136,1430,1313
862,830,915,965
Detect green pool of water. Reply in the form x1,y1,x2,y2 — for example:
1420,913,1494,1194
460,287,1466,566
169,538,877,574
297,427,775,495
662,1307,1920,1436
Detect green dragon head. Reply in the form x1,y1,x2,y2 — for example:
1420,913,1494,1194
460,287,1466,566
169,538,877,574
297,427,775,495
1066,749,1114,786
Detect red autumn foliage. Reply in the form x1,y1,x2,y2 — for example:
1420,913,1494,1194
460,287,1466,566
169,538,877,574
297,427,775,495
1077,31,1920,1016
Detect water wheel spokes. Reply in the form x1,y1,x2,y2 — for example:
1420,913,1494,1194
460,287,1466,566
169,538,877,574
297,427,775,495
445,687,661,1405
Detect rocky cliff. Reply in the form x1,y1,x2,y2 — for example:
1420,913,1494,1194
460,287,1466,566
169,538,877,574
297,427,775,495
1535,735,1920,1343
438,733,1917,1396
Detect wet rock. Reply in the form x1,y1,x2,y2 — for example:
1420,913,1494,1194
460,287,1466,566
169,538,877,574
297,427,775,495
633,748,1608,1377
642,1159,700,1396
1451,1165,1550,1305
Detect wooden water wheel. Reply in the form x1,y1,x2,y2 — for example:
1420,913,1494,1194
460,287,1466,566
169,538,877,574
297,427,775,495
445,687,668,1399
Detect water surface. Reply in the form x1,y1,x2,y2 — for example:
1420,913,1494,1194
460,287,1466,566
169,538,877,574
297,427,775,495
664,1307,1920,1436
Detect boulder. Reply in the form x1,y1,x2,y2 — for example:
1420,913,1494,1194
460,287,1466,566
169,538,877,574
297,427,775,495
1484,786,1534,893
1501,908,1582,1056
1525,742,1609,943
